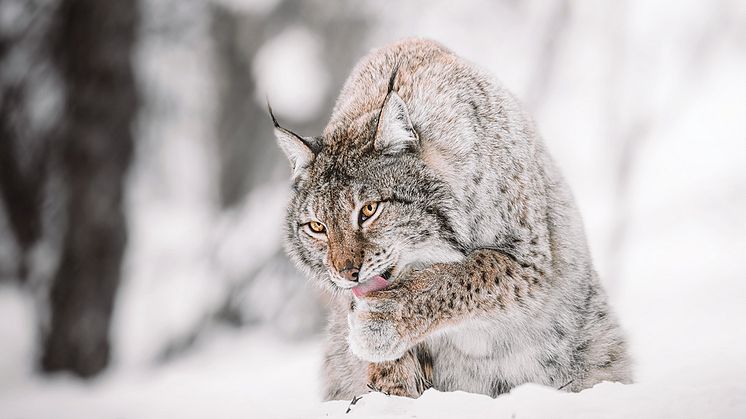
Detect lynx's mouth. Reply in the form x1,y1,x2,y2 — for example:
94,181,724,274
351,268,393,298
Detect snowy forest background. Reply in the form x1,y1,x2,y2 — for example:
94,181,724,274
1,0,745,417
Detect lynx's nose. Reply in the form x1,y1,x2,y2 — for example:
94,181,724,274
339,259,360,282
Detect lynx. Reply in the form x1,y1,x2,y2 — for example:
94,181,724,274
272,38,631,400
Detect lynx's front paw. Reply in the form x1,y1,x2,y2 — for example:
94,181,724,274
367,351,432,398
347,295,409,362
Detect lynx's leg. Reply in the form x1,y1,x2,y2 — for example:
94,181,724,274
367,345,433,398
347,248,548,361
323,301,369,401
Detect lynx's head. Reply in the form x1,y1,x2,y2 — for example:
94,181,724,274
272,79,464,296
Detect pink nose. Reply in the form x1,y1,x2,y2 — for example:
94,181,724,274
342,268,359,282
339,259,360,282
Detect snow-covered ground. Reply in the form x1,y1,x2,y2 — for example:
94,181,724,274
2,0,746,418
1,282,744,419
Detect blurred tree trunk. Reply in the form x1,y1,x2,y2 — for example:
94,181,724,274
0,84,47,282
41,0,137,377
0,1,55,282
211,0,369,209
211,4,280,207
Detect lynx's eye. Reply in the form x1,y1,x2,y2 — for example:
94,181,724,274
308,220,326,234
359,201,380,223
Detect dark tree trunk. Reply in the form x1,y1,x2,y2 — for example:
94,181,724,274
0,86,47,281
41,0,138,377
0,1,55,282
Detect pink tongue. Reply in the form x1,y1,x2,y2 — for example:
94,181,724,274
352,275,390,298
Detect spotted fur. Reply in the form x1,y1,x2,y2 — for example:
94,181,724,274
274,38,631,400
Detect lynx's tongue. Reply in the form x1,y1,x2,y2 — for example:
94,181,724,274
352,275,389,298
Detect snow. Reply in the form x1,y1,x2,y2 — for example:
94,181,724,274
0,285,36,388
330,374,745,419
0,328,323,419
1,325,744,418
2,0,746,418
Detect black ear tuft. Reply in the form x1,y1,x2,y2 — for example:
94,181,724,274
267,97,281,129
373,69,419,155
387,63,400,95
267,98,317,177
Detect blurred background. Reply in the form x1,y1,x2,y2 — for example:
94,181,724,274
1,0,745,417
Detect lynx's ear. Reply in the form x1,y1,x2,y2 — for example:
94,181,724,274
268,102,316,177
373,91,419,155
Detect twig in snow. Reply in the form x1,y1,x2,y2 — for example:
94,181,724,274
558,379,575,390
345,395,362,414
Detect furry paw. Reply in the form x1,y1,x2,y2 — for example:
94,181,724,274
347,296,409,362
367,353,432,398
366,379,424,398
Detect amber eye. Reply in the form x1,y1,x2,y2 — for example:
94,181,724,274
308,220,326,234
360,201,379,222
